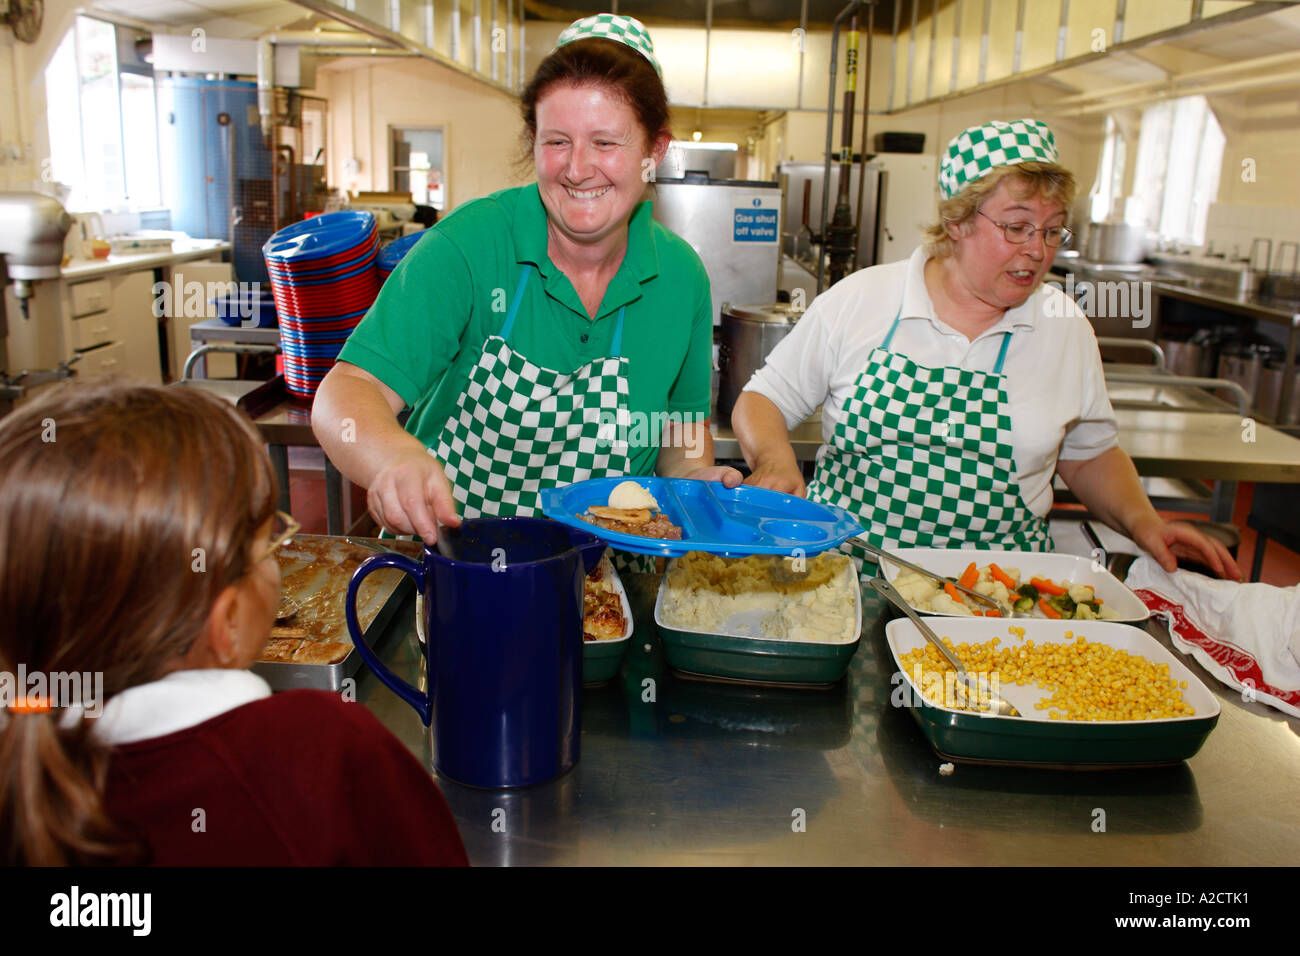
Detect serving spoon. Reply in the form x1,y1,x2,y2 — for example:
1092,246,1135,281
858,538,1032,617
870,577,1021,718
773,537,1019,616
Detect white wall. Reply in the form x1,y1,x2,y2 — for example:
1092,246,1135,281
319,54,522,208
0,0,80,192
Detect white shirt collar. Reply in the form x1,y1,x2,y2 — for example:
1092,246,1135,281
89,669,273,746
899,246,1042,340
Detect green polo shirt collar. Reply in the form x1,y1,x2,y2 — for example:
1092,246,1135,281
511,183,660,320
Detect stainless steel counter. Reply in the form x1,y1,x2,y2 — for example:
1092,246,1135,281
356,574,1300,866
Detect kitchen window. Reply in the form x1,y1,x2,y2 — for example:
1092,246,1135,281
1089,116,1127,223
1130,95,1224,247
44,16,164,214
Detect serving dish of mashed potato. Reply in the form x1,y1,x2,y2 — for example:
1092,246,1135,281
653,551,863,685
657,551,859,644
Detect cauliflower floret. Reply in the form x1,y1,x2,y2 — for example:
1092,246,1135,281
894,570,941,609
974,579,1012,604
1073,602,1099,620
930,592,975,616
1067,583,1096,604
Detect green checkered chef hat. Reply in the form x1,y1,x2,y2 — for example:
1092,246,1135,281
938,119,1059,199
554,13,661,77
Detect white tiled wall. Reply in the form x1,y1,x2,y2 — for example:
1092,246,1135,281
1205,203,1300,270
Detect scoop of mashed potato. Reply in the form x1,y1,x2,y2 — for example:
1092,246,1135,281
608,480,660,511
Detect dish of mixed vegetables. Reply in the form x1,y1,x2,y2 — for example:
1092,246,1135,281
892,562,1120,620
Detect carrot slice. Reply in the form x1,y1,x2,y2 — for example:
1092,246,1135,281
983,608,1002,618
1031,576,1066,596
989,563,1017,589
1038,597,1062,619
958,562,979,590
943,582,965,604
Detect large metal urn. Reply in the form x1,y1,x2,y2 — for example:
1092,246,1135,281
717,301,802,423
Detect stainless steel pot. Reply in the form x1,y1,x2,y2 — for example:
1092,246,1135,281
1257,358,1300,425
1217,343,1265,411
1158,329,1221,379
1158,338,1204,378
717,302,802,422
1085,221,1149,264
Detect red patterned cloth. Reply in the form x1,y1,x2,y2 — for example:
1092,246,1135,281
1127,556,1300,718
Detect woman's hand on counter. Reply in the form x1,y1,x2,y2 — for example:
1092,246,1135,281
1129,515,1245,581
1057,447,1243,580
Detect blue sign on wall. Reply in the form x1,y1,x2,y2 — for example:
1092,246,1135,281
733,207,778,242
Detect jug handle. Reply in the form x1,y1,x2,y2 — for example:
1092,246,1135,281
345,552,432,725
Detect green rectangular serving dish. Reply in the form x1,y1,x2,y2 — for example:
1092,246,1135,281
885,618,1221,767
583,633,629,685
653,568,862,686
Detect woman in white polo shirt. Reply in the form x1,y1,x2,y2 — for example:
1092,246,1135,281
733,118,1240,579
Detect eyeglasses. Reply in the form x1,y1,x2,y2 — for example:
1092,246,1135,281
256,511,300,562
977,210,1073,248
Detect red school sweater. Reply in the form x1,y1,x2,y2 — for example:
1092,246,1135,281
104,690,469,866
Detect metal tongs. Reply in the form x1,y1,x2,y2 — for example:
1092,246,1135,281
871,578,1021,718
774,538,1015,615
856,539,1014,616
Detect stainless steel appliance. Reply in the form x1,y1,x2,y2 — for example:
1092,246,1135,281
651,174,782,324
656,143,737,181
716,302,801,423
0,193,75,413
778,161,880,267
1085,221,1150,264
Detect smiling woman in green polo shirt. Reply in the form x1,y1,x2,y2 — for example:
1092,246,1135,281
313,14,740,541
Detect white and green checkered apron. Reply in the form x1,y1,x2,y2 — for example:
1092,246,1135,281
433,264,632,518
807,312,1052,580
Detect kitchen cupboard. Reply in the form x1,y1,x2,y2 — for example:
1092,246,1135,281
3,267,162,385
162,260,238,380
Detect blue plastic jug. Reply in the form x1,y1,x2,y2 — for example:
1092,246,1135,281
346,517,604,788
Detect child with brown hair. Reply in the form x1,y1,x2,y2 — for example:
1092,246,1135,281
0,382,467,865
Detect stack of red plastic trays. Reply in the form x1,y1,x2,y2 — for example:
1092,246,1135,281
263,210,379,398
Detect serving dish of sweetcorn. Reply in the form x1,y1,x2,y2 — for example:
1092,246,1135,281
884,618,1220,767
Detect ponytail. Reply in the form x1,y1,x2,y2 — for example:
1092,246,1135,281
0,711,144,865
0,381,277,867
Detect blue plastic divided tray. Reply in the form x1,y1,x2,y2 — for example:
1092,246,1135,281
539,477,863,557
